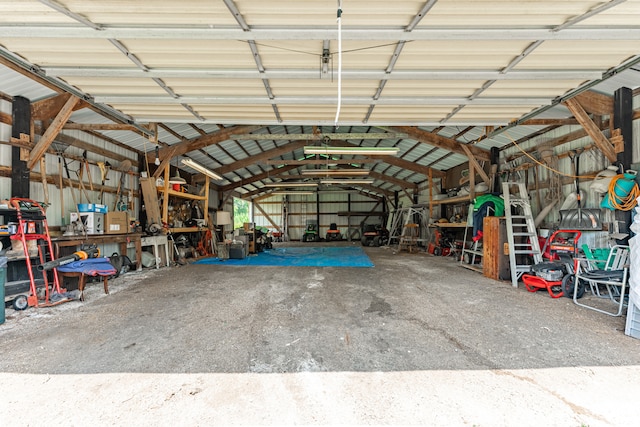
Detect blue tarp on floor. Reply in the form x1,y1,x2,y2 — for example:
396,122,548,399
194,246,374,267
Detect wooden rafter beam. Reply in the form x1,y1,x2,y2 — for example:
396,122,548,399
263,158,381,165
31,93,83,122
62,123,141,131
28,95,80,169
389,126,490,162
219,164,300,192
563,98,617,162
519,118,579,126
573,91,614,116
214,140,308,175
368,171,415,190
459,144,491,185
152,125,262,162
152,145,179,179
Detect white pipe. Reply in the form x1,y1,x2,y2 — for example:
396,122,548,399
334,0,343,127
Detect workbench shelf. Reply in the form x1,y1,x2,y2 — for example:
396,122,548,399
158,164,209,233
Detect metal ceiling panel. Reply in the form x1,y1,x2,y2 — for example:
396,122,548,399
0,0,640,196
0,67,56,100
58,0,237,26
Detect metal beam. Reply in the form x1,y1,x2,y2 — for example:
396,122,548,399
50,68,601,81
4,26,640,41
94,95,552,106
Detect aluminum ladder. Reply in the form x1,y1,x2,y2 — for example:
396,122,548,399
503,182,543,287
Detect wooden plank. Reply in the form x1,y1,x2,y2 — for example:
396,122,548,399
219,164,299,192
28,95,79,169
459,144,490,185
140,178,162,226
563,98,617,162
573,91,614,116
32,93,74,121
214,140,308,175
483,216,499,280
39,157,49,207
390,125,490,162
62,123,140,131
264,158,381,165
0,111,11,125
153,125,261,163
254,201,281,232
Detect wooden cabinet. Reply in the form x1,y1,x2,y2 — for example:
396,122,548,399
482,216,510,280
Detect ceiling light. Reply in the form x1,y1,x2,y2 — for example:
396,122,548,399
181,158,223,180
320,179,375,185
300,169,369,176
168,170,186,185
304,146,399,156
263,182,319,187
272,191,316,195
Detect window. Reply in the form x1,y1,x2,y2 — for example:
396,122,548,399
233,197,251,229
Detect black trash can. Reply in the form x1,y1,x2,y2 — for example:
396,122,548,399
0,256,7,325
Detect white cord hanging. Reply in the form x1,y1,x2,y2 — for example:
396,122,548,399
334,0,343,128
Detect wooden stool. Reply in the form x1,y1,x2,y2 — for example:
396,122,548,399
57,271,109,301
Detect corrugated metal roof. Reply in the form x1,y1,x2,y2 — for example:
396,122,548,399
0,1,639,197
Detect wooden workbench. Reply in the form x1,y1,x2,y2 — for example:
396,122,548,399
52,233,143,270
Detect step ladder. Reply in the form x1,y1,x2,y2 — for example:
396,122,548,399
388,205,430,247
503,182,543,287
459,204,484,272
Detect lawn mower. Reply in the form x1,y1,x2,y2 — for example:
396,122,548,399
360,223,389,247
325,223,342,241
302,220,320,242
522,230,581,298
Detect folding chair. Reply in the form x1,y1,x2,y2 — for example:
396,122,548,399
572,245,630,316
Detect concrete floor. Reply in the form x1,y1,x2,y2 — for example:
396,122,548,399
1,241,640,426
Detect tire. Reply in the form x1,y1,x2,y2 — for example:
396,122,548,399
13,294,29,311
314,234,320,242
373,236,381,247
562,274,585,299
361,236,368,246
434,247,442,256
301,234,307,242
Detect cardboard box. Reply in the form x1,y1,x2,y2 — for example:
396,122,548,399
70,212,104,234
105,211,129,234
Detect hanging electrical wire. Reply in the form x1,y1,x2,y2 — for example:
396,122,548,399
334,0,343,128
504,130,597,180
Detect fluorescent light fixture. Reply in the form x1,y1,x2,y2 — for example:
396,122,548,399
300,169,369,176
263,182,318,187
304,146,399,156
181,158,223,180
272,191,316,195
320,179,375,185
